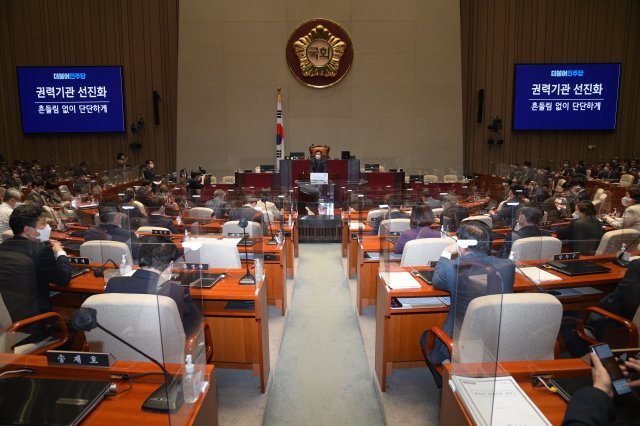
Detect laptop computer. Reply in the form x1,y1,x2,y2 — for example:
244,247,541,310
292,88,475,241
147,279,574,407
174,272,225,288
0,377,110,426
411,269,434,284
544,260,611,276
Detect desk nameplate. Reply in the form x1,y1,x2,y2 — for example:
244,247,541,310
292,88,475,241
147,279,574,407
47,350,115,368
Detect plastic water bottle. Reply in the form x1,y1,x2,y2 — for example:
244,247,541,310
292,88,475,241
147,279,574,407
176,215,182,226
182,354,198,403
119,254,131,276
184,229,190,242
508,251,518,262
617,243,630,262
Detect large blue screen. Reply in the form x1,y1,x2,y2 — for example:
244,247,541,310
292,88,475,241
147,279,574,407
17,66,125,133
513,63,621,130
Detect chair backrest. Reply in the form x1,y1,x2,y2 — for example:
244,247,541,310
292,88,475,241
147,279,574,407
132,200,147,216
137,226,172,234
586,169,592,178
59,185,73,200
367,209,385,221
189,207,214,220
82,293,185,364
423,174,438,183
620,174,635,188
80,240,133,265
461,215,492,228
593,187,604,201
401,238,451,267
0,293,12,330
221,176,235,184
510,236,562,261
184,238,242,268
443,174,458,183
222,220,262,237
633,306,640,332
454,293,562,364
379,218,410,236
595,229,640,255
208,176,217,184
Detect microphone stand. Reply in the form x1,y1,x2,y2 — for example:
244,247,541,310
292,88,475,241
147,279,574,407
613,234,640,267
238,219,256,285
261,197,278,245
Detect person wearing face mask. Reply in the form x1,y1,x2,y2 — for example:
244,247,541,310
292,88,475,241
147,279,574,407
574,160,587,176
310,150,327,173
0,188,23,234
228,195,264,224
0,204,71,314
419,221,515,387
603,186,640,231
84,203,140,260
26,179,47,206
556,201,604,255
560,160,574,177
142,159,156,181
139,197,179,234
519,161,535,183
105,236,201,335
499,206,550,258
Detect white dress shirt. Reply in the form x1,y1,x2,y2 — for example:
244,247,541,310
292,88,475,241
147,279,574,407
0,202,14,234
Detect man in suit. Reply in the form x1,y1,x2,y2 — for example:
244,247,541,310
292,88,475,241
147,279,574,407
26,179,47,207
140,197,179,234
419,220,515,387
142,159,156,181
0,204,71,314
560,258,640,358
575,160,587,176
439,194,469,230
84,203,140,260
371,194,408,235
556,201,604,255
489,184,524,227
0,187,22,234
105,236,201,335
205,189,230,219
310,151,327,173
603,186,640,231
228,195,263,223
499,206,550,258
419,188,442,209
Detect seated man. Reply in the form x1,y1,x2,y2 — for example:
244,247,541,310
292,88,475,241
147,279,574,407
205,189,230,219
310,151,327,173
439,194,469,231
499,206,550,258
419,221,515,387
140,197,179,234
228,195,263,223
560,258,640,358
556,201,604,255
0,204,71,314
489,184,524,227
105,235,201,335
419,189,442,209
0,187,22,234
84,203,140,260
371,194,408,235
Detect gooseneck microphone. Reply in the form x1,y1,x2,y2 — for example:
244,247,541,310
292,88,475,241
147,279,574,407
237,218,256,285
73,307,184,413
613,234,640,267
261,197,278,246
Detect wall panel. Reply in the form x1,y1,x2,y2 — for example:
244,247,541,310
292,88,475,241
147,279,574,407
462,0,640,174
0,0,178,174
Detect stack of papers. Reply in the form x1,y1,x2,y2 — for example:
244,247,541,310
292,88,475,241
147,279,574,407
516,267,562,284
451,375,551,426
349,222,365,230
382,272,422,289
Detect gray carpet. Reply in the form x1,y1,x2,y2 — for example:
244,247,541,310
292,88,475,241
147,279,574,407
263,244,385,426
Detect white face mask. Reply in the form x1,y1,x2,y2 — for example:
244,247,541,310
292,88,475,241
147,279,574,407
37,223,52,242
621,197,631,207
572,212,581,220
315,154,321,160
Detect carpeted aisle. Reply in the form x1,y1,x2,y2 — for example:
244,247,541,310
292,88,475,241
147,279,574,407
263,244,385,426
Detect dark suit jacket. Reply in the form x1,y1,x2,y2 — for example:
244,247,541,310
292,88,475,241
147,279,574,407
562,387,614,426
428,252,515,364
499,225,551,258
84,224,140,259
140,214,179,234
0,236,71,313
556,216,604,255
0,251,39,322
105,269,201,335
599,258,640,320
492,197,521,227
310,158,327,173
142,167,156,181
440,205,469,230
228,206,262,223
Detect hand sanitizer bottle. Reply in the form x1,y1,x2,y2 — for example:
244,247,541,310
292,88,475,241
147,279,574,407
182,354,198,403
176,215,182,226
119,254,131,275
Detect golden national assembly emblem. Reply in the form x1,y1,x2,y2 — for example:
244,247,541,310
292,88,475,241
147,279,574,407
286,19,353,88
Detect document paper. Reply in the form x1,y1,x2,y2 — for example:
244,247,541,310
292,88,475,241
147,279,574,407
383,272,422,289
516,267,562,284
451,375,551,426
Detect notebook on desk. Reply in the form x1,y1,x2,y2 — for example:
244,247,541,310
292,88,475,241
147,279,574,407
544,260,611,276
411,270,434,284
0,377,110,426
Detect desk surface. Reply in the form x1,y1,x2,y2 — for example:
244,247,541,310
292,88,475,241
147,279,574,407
0,354,217,426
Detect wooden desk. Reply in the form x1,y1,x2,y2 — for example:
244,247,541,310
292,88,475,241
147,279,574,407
357,236,395,314
0,354,217,425
440,359,590,426
51,269,271,393
374,258,626,391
